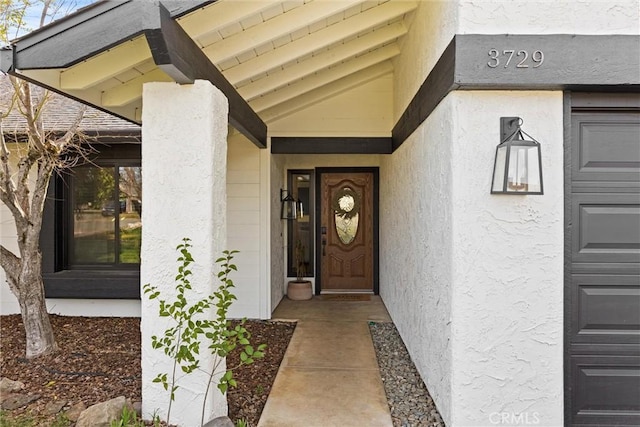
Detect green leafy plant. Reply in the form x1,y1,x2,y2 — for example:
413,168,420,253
143,238,266,427
235,419,249,427
50,413,71,427
109,405,143,427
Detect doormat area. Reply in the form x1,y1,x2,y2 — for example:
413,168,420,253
321,294,371,301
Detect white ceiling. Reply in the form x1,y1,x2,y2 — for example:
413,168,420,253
26,0,417,127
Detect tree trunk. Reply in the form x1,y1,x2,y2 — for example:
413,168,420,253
17,253,58,358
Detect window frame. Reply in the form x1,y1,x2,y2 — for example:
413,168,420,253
41,143,142,299
286,170,315,278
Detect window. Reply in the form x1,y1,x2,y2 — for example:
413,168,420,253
287,171,314,277
71,165,142,266
41,143,142,299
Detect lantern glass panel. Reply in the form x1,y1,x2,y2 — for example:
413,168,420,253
507,144,541,193
492,145,508,192
281,194,297,220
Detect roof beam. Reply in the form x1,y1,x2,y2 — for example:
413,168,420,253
238,22,406,100
261,61,393,123
60,37,152,90
224,0,417,84
179,0,283,42
271,137,392,154
202,0,366,64
250,44,399,112
146,3,267,147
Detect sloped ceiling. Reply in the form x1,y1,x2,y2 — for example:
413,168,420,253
10,0,417,136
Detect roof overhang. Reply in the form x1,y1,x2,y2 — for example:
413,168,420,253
1,0,267,148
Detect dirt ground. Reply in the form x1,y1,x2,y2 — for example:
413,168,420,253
0,314,295,426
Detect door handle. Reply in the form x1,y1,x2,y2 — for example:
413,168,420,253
322,238,326,256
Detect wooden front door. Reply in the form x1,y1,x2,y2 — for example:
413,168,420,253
319,170,376,293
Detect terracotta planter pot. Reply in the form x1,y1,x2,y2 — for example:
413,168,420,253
287,280,313,300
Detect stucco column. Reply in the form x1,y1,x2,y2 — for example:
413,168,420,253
140,80,228,425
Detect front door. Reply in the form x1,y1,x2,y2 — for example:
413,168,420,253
318,169,377,293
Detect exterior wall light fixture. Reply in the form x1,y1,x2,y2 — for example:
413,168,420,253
491,117,543,195
280,189,298,220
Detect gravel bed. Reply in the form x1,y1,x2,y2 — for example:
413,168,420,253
369,322,445,427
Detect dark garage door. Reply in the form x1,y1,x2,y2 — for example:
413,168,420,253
566,93,640,426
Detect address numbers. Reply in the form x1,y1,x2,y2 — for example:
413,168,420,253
487,49,545,69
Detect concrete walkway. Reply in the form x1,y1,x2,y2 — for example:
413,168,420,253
258,296,393,427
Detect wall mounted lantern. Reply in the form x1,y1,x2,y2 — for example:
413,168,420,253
491,117,544,195
280,189,298,220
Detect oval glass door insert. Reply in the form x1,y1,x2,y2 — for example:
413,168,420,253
333,187,360,245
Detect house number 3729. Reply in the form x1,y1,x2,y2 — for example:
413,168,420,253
487,49,545,68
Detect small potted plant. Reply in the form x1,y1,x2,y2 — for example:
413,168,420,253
287,239,313,300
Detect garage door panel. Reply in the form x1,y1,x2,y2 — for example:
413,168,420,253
572,194,640,264
571,275,640,344
568,100,640,427
572,113,640,182
571,355,640,426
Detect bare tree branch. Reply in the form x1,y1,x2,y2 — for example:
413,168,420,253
0,114,28,226
0,244,20,291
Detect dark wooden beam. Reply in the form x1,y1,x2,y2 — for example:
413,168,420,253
391,37,457,151
271,137,392,154
391,34,640,152
147,3,267,148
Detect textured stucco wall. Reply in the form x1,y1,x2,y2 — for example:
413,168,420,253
140,81,228,425
450,91,564,426
393,0,458,121
382,1,638,425
379,97,455,423
457,0,640,35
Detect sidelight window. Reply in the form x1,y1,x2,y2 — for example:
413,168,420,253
287,171,314,278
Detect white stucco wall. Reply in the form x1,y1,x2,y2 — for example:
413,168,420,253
379,96,455,422
457,0,640,35
380,90,564,426
393,0,458,121
140,80,228,425
450,91,564,426
380,1,639,425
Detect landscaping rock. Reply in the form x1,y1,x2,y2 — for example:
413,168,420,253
0,393,40,410
43,399,68,415
76,396,129,427
0,377,24,394
203,416,235,427
132,400,142,417
66,401,87,422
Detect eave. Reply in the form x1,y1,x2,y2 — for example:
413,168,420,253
1,0,267,148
